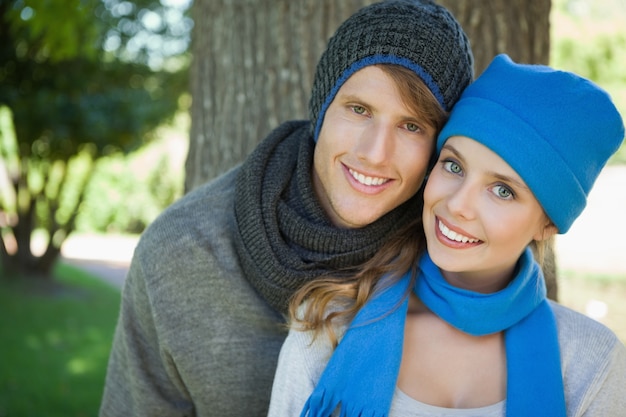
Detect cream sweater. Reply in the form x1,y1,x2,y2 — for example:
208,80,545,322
269,301,626,416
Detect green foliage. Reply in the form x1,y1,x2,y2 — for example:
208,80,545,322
0,0,191,275
3,0,193,66
553,34,626,85
3,0,103,62
0,263,121,416
551,0,626,164
77,150,183,234
553,32,626,163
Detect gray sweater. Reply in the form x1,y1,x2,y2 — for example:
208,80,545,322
99,120,419,416
99,166,288,416
269,301,626,416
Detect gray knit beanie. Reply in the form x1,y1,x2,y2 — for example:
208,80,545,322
310,0,474,140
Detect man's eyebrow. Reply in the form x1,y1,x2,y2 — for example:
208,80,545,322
335,92,377,112
336,92,365,103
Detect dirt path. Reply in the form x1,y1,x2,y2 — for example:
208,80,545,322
61,234,138,289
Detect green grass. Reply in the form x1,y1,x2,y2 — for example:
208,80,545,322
0,262,121,417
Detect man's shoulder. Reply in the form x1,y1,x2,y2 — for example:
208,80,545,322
133,165,242,263
176,164,241,211
154,165,239,229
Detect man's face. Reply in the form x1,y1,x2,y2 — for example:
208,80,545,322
312,66,436,228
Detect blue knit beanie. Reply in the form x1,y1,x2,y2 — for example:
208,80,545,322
437,54,625,233
310,0,474,141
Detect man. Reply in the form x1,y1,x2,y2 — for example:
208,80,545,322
99,0,473,415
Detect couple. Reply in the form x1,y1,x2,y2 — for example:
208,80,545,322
269,53,626,416
99,0,626,416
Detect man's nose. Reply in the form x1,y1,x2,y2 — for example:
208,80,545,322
355,122,394,165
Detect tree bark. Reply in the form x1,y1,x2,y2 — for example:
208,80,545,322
440,0,551,74
186,0,557,299
186,0,377,190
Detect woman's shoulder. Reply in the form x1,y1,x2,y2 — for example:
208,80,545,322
289,301,350,351
549,300,626,373
549,300,620,345
549,301,626,414
281,302,348,385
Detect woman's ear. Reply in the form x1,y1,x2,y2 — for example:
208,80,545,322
534,221,558,242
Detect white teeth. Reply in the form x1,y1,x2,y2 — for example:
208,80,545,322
349,168,388,186
438,220,479,243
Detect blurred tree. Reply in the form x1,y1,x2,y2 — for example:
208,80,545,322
0,0,191,277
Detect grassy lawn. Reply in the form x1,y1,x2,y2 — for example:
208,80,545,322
0,262,120,417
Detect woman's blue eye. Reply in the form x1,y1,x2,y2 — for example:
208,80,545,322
443,160,462,174
493,184,513,199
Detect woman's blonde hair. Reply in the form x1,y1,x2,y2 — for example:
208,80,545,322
288,215,426,348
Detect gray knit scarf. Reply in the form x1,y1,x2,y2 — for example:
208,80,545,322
234,120,421,314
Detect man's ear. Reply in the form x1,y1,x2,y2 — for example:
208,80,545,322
534,222,558,242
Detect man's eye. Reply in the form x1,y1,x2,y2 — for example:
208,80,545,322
352,105,366,115
406,123,420,132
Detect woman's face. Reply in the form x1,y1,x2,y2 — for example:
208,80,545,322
422,136,556,293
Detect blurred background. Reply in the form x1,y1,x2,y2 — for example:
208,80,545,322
1,0,625,415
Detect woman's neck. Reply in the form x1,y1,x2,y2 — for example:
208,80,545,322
440,263,517,294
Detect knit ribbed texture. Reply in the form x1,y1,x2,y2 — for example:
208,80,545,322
310,0,474,140
233,121,422,314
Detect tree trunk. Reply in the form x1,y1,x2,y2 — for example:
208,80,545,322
186,0,558,299
186,0,551,185
186,0,377,190
440,0,551,75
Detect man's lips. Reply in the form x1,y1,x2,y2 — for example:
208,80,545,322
347,167,390,186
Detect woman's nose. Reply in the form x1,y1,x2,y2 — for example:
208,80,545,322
446,181,478,220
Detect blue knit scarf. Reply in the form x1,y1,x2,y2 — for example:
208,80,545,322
301,248,566,416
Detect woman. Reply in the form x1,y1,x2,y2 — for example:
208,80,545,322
268,54,626,416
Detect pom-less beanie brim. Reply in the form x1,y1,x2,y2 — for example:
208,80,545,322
313,55,443,141
438,54,625,233
438,97,585,233
309,0,474,141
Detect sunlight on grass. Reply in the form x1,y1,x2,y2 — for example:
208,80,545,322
68,357,90,375
0,262,121,417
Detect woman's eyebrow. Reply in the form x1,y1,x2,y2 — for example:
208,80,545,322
443,142,530,191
